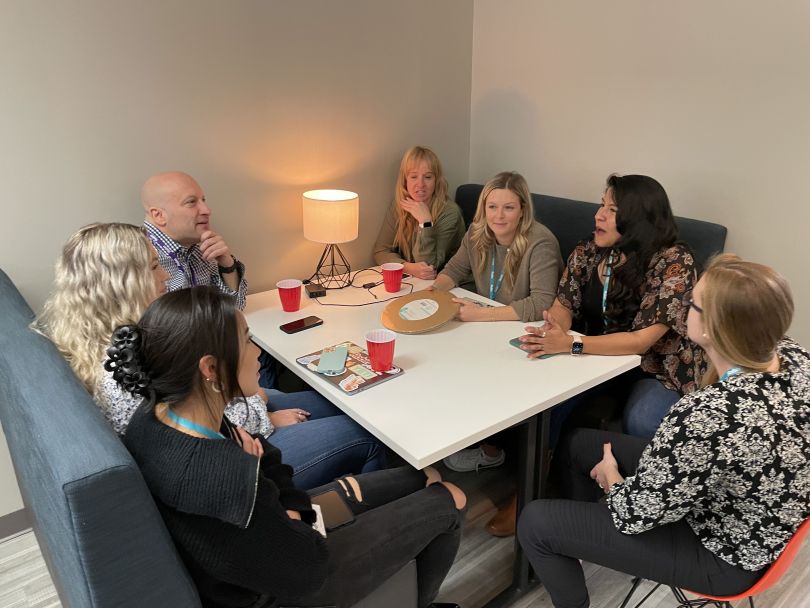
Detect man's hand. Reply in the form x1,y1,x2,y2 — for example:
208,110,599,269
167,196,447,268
199,229,233,267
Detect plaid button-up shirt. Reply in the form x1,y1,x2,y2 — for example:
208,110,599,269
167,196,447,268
144,221,247,310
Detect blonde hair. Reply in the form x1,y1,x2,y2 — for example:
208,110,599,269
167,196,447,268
700,253,793,386
393,146,449,261
469,171,536,289
33,223,157,395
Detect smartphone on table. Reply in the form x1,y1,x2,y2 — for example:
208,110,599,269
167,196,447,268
509,336,558,359
280,316,323,334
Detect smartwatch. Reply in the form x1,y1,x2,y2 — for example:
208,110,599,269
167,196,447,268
419,221,433,229
218,256,239,274
571,335,584,356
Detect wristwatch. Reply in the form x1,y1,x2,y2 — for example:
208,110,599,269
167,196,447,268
218,256,239,274
419,221,433,228
571,335,584,356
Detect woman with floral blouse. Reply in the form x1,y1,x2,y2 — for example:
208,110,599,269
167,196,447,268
519,174,707,440
517,254,810,608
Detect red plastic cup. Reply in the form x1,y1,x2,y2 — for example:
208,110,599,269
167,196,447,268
276,279,302,312
365,329,396,372
381,263,404,293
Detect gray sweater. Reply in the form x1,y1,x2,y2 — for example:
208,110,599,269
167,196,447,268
439,221,563,322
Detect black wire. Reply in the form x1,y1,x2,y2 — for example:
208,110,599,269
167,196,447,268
314,281,415,307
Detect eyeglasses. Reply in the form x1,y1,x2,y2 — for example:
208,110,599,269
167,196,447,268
683,291,703,314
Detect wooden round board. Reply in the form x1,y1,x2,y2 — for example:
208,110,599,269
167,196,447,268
381,290,460,334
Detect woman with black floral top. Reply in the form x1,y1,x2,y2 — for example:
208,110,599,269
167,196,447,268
517,254,810,608
518,174,708,440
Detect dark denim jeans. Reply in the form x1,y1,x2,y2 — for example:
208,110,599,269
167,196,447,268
518,429,763,608
265,390,386,491
276,467,463,608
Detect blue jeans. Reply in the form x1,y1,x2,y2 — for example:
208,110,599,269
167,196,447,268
622,377,681,438
264,390,387,490
549,371,680,446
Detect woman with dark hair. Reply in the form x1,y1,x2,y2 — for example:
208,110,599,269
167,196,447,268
517,254,810,608
111,286,465,608
520,174,707,440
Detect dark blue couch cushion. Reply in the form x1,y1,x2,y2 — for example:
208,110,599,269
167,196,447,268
455,184,727,270
0,269,200,607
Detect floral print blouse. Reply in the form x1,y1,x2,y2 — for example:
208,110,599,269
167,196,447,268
557,239,707,394
96,368,272,437
608,337,810,571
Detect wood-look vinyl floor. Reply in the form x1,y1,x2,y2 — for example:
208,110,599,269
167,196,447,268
1,464,809,608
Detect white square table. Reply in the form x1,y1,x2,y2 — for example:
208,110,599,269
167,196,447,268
245,275,640,470
246,273,640,606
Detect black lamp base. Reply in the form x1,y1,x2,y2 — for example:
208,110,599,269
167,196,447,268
313,244,351,289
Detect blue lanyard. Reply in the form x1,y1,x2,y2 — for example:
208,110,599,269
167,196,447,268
601,251,614,325
489,248,506,300
719,367,743,382
166,408,225,439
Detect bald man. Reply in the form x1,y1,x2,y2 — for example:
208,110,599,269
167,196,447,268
142,171,247,309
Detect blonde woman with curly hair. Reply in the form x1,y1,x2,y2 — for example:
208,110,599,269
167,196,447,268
34,223,385,489
373,146,465,279
432,171,563,322
34,223,169,399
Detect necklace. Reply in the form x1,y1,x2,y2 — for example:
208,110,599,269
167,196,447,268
719,367,743,382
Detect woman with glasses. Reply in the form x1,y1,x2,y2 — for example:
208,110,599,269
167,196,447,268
518,174,707,440
517,254,809,608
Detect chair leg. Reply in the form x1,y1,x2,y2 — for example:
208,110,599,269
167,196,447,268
619,577,643,608
618,577,662,608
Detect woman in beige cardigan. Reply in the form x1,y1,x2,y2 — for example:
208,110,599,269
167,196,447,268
431,171,563,322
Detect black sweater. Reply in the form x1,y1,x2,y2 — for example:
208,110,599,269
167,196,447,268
124,405,329,608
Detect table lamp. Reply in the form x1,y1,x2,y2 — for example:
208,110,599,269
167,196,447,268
302,189,359,289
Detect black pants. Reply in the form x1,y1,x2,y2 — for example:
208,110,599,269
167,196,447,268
517,429,763,608
277,466,463,608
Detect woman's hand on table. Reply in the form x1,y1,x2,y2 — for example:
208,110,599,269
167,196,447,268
399,197,432,225
590,443,623,494
270,408,311,427
520,310,572,358
403,261,436,280
452,298,488,322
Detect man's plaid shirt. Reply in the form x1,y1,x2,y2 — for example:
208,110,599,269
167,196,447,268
144,221,247,310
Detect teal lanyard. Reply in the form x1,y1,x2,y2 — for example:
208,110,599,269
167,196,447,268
601,251,614,326
719,367,743,382
489,248,506,300
166,408,226,440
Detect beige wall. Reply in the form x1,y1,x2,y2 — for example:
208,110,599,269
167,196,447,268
470,0,810,343
0,0,473,519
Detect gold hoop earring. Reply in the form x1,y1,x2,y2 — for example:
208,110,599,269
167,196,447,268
205,377,222,394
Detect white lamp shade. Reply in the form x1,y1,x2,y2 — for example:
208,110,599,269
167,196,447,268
302,189,359,244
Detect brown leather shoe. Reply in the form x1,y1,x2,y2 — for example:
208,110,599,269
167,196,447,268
486,493,517,537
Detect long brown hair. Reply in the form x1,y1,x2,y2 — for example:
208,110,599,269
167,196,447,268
468,171,535,289
699,253,793,386
393,146,449,261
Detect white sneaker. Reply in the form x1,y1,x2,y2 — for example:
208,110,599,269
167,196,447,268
443,446,505,472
